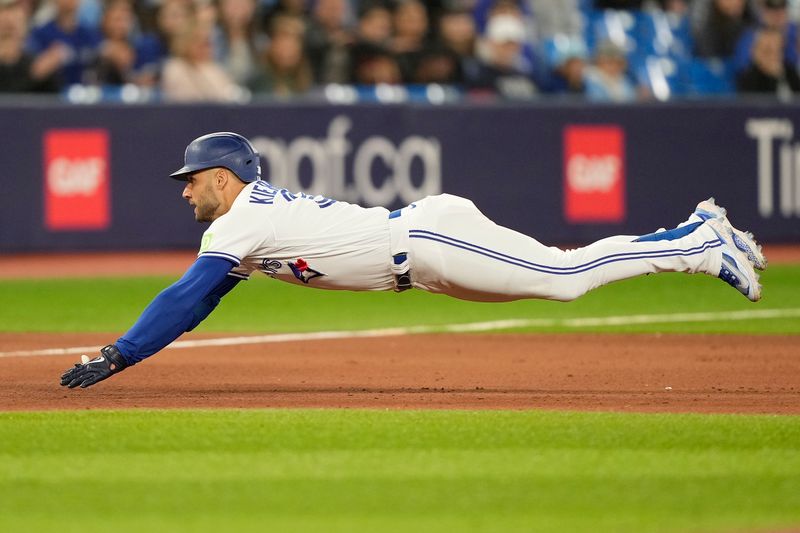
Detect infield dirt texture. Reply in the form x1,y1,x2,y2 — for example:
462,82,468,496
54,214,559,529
0,332,798,413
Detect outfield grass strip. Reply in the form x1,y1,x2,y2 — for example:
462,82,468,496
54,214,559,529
3,307,799,359
1,410,799,533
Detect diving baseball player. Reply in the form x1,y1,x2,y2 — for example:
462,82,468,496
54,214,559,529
60,132,768,389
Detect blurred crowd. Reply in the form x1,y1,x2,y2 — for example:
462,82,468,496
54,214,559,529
1,0,800,102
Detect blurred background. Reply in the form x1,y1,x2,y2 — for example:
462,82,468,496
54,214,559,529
1,0,799,254
7,0,800,102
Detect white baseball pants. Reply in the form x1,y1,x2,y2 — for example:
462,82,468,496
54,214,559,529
392,194,723,302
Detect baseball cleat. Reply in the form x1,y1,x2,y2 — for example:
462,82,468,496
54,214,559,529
694,197,767,270
707,218,762,302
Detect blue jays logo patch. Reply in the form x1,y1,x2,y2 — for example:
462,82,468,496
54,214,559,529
289,258,325,284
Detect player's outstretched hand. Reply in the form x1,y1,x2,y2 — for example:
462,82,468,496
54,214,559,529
60,345,129,389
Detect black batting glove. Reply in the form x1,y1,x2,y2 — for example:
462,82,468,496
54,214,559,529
60,344,129,389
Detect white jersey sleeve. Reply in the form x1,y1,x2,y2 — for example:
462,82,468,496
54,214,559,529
197,196,276,276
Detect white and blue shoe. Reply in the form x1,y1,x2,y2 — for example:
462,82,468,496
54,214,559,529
707,218,762,302
694,198,768,271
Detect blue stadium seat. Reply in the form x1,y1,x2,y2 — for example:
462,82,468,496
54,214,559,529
630,55,735,99
585,9,641,58
685,58,736,96
630,54,686,100
635,10,692,60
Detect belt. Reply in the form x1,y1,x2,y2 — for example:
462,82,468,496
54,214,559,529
389,208,412,292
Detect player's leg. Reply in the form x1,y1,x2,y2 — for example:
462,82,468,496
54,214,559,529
405,195,758,302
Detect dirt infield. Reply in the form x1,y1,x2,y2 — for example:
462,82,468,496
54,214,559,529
1,332,798,413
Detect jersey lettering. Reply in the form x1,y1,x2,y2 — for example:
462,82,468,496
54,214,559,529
248,180,335,208
249,180,278,204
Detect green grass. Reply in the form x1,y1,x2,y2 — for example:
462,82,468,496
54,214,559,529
0,409,798,533
2,265,799,334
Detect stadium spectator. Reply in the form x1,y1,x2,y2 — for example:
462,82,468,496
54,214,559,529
350,41,402,84
553,53,586,95
12,0,34,17
437,3,476,53
354,0,392,47
391,0,430,54
472,0,531,34
542,35,588,95
584,39,636,101
436,2,480,84
261,0,306,33
469,13,538,99
437,1,475,53
737,25,800,96
0,0,59,91
214,0,262,85
732,0,797,72
410,44,462,83
479,1,546,86
161,19,245,101
249,14,311,97
691,0,758,58
133,0,194,87
305,0,354,83
154,0,193,40
348,0,394,83
594,0,644,8
93,0,137,85
6,0,800,101
195,0,218,28
26,0,103,87
391,0,435,81
654,0,689,15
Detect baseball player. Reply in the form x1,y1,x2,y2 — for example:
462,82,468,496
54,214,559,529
60,132,767,389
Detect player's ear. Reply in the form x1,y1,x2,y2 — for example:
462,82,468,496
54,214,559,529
215,168,227,188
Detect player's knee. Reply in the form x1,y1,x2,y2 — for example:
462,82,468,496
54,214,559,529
547,283,585,302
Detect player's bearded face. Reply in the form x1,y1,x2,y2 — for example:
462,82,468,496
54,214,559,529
194,180,221,222
184,171,222,222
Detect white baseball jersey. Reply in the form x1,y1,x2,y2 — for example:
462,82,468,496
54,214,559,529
199,180,396,290
199,181,725,303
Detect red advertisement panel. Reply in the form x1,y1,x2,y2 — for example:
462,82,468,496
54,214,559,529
44,129,110,231
563,125,626,223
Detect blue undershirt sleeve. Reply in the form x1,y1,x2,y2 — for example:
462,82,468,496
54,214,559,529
114,256,243,365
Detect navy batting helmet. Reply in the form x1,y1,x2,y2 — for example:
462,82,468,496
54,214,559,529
170,132,261,183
